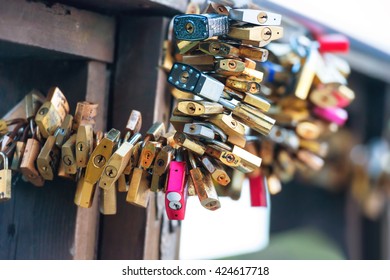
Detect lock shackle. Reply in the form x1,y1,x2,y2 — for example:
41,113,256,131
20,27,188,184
128,133,142,145
192,121,227,142
204,138,232,151
8,121,27,139
20,123,32,142
6,118,26,126
0,151,8,169
187,150,198,169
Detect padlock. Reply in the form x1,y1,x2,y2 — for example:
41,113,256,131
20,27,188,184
208,113,246,147
248,174,268,207
224,87,270,112
55,114,73,147
57,158,75,180
74,172,96,208
75,124,94,168
177,100,224,116
84,128,121,185
117,173,128,192
215,59,246,76
198,40,240,57
173,14,229,41
0,119,8,135
165,150,188,220
297,149,324,171
126,164,150,208
299,139,328,157
170,115,193,132
46,87,70,121
266,173,282,195
10,123,30,171
201,156,231,186
205,144,241,168
25,89,45,120
168,63,224,102
239,45,269,62
123,141,142,175
99,133,142,190
35,101,63,138
228,26,283,47
61,134,77,174
204,2,229,15
312,106,348,126
73,101,98,130
37,135,60,180
183,123,215,140
231,145,262,173
125,110,142,136
295,121,321,140
150,146,174,192
188,151,220,210
229,9,282,26
218,98,275,136
170,87,195,100
181,54,215,71
225,76,261,94
139,141,162,170
177,40,200,54
294,46,320,100
100,185,117,215
0,152,12,202
174,132,206,155
20,138,45,187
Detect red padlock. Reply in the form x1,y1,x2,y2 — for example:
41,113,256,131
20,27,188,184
249,173,268,207
317,34,349,53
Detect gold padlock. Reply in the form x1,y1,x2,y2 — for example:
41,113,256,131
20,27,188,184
188,152,220,211
0,152,12,202
61,134,77,174
73,101,98,130
74,172,96,208
85,128,121,185
46,87,70,121
76,124,94,168
37,135,60,180
100,185,117,215
35,102,63,138
55,114,73,147
20,138,45,187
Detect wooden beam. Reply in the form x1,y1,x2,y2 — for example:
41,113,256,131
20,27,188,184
0,0,115,62
56,0,187,16
73,61,109,259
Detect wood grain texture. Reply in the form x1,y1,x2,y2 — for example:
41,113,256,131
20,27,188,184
98,16,178,260
73,61,109,260
0,60,88,259
0,0,115,62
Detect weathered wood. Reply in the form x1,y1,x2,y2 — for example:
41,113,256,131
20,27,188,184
56,0,187,16
99,16,178,260
73,61,109,260
0,0,115,62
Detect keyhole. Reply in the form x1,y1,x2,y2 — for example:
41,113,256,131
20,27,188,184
157,159,165,167
228,61,236,69
210,43,220,54
180,71,190,83
78,143,83,151
187,103,196,114
257,12,268,24
185,22,194,34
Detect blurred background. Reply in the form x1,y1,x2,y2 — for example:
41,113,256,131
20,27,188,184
180,0,390,260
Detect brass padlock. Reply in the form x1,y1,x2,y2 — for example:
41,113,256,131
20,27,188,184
46,87,70,121
201,156,231,186
76,124,94,168
0,152,12,202
174,132,206,155
150,146,174,192
35,101,63,138
208,114,246,147
37,135,60,180
55,114,73,147
25,89,45,120
224,87,270,112
74,172,96,208
100,185,117,215
99,133,142,190
61,134,77,174
188,152,220,211
20,138,45,187
85,128,121,185
177,100,224,116
126,166,150,208
73,101,98,130
125,110,142,136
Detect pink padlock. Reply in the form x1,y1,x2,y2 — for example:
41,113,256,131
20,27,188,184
317,34,350,53
249,174,268,207
313,106,348,126
333,85,355,108
165,160,187,220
